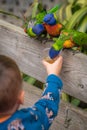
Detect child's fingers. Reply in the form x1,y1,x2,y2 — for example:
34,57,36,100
42,56,63,76
42,59,49,67
54,56,63,65
42,56,63,66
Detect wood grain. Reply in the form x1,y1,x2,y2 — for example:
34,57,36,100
0,19,87,103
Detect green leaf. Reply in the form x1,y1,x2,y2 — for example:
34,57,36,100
47,4,61,14
27,77,36,85
71,98,80,106
65,6,87,29
77,15,87,32
57,5,66,22
32,0,39,19
65,4,72,20
62,92,70,102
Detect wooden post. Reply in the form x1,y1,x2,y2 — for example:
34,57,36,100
0,19,87,130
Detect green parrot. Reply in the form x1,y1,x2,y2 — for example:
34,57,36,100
49,29,87,58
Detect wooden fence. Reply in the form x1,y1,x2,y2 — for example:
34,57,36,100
0,19,87,130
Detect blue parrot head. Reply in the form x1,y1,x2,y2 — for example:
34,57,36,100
49,47,60,59
32,24,45,35
43,13,56,25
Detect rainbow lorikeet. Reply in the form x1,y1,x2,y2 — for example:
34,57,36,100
43,13,63,37
25,23,45,37
26,13,63,38
32,24,45,35
25,5,61,37
49,29,87,59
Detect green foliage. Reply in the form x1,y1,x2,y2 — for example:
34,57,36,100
57,0,87,33
62,92,70,102
65,7,87,30
71,98,80,106
23,74,36,85
62,92,81,107
56,0,87,107
23,73,44,89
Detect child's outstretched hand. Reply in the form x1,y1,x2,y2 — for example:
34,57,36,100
42,56,63,76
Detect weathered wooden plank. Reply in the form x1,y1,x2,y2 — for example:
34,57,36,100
0,19,87,103
21,82,87,130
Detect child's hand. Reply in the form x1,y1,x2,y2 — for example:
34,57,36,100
42,56,63,76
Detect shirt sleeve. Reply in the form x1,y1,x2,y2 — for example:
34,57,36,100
32,74,63,129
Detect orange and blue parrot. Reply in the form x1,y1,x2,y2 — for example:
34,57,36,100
43,13,63,37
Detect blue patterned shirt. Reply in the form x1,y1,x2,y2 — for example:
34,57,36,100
0,74,63,130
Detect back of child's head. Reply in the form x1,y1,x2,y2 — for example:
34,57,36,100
0,55,22,114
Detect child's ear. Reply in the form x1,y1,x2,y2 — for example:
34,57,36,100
18,90,25,104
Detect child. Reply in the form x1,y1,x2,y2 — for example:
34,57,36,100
0,55,63,130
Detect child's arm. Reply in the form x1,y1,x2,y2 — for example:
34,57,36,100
32,56,63,129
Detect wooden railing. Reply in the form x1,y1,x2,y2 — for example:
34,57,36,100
0,19,87,130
